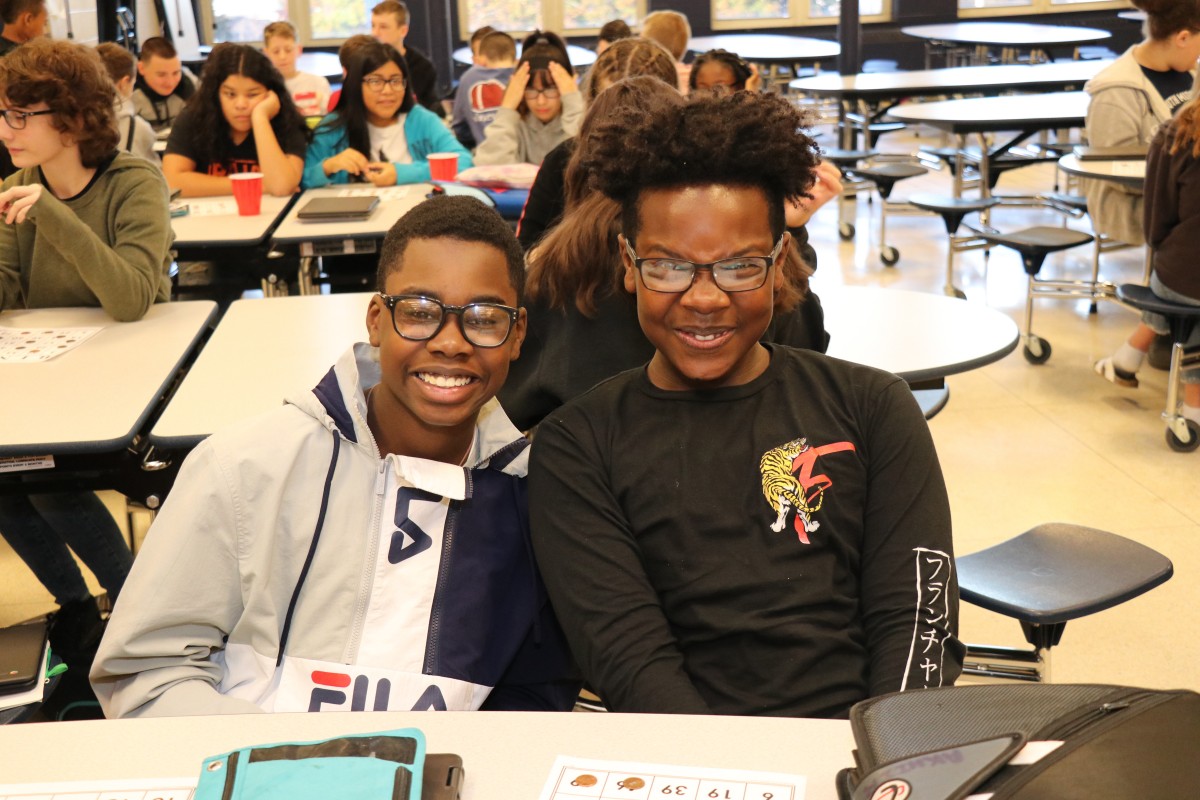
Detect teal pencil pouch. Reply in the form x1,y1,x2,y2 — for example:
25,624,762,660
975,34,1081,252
193,727,426,800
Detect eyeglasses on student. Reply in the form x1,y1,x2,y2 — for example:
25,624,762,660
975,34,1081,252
379,294,520,348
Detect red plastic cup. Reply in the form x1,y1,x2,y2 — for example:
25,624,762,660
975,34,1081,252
427,153,459,182
229,172,264,216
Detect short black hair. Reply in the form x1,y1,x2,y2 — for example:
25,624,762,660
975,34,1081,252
689,48,753,91
598,19,632,44
581,91,819,245
377,195,525,303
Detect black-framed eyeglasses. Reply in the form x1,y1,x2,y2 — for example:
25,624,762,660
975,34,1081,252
0,108,54,130
379,294,519,348
523,86,561,101
623,236,785,293
363,76,407,92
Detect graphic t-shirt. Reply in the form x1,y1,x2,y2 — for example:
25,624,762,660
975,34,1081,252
164,106,309,176
368,117,412,165
451,65,514,147
1140,65,1193,116
286,71,333,118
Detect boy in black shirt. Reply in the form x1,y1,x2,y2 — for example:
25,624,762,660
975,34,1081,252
529,92,964,718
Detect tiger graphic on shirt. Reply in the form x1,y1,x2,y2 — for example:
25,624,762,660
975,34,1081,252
759,436,856,544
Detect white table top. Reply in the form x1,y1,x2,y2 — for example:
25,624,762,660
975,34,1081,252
0,710,854,798
171,194,294,248
150,293,373,448
821,286,1019,383
452,43,597,68
885,90,1090,135
1058,153,1145,188
688,34,840,62
901,21,1111,47
0,302,217,456
789,59,1109,99
271,185,429,245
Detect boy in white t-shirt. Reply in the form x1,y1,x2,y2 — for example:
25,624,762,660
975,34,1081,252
264,20,331,119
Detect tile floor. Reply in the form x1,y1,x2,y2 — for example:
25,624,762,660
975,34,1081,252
2,119,1197,698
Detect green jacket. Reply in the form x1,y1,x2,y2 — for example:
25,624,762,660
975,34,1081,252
0,151,173,321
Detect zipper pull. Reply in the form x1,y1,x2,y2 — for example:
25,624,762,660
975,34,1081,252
375,461,388,496
1100,701,1130,713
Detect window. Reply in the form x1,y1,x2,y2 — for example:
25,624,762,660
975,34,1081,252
210,0,286,43
713,0,890,29
456,0,644,39
959,0,1126,16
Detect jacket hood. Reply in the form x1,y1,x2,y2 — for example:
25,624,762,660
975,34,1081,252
286,342,530,478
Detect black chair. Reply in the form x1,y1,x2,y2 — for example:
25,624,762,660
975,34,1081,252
973,226,1095,364
820,147,879,241
1115,284,1200,452
843,161,929,266
907,193,1000,299
959,523,1173,682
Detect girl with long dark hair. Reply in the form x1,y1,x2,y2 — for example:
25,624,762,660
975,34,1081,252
163,43,309,197
303,41,470,188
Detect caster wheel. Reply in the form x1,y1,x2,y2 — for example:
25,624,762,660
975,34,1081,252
839,222,855,240
1166,419,1200,453
881,246,900,266
1023,335,1052,365
945,287,967,300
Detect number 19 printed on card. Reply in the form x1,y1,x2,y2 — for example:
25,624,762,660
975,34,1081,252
537,756,806,800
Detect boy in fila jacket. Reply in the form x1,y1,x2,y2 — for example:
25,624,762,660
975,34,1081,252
92,196,578,717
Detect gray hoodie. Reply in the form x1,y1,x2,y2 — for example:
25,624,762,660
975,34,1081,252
472,91,583,166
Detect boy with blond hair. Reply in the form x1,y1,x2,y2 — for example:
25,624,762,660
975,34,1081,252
264,20,331,119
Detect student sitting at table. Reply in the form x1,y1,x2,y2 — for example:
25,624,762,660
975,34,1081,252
263,20,332,120
472,31,582,167
0,38,174,673
91,195,579,717
163,43,309,198
528,90,963,718
131,37,198,134
303,41,470,188
370,0,443,117
1094,93,1200,425
451,30,517,151
689,48,761,96
1083,0,1200,249
95,43,158,165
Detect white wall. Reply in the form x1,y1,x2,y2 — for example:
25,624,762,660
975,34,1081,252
46,0,99,45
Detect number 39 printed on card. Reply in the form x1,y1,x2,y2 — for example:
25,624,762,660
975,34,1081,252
538,756,806,800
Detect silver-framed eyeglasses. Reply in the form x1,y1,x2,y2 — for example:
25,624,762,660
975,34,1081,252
379,294,519,348
363,76,407,92
0,108,54,130
623,236,785,293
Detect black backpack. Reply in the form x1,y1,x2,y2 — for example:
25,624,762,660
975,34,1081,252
837,684,1200,800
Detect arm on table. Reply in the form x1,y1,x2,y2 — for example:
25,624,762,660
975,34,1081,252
91,442,264,717
529,413,712,714
163,153,234,198
856,379,964,696
23,173,171,321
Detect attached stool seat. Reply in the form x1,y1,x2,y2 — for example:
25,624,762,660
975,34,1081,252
820,148,879,242
908,193,999,299
1116,284,1200,451
843,162,929,266
959,523,1173,682
974,226,1094,364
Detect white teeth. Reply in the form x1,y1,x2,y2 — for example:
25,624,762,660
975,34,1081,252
417,373,472,388
692,333,718,341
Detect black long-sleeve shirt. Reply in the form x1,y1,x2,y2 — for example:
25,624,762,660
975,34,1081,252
529,345,963,718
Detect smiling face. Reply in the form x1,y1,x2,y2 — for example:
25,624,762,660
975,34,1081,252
622,184,786,392
366,237,525,460
362,60,405,125
524,70,563,123
264,35,300,78
218,74,269,135
0,99,72,171
138,54,183,96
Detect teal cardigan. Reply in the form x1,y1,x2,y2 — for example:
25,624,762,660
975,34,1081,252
302,105,472,189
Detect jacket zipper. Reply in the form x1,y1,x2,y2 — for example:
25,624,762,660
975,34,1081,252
348,460,389,661
424,504,458,675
